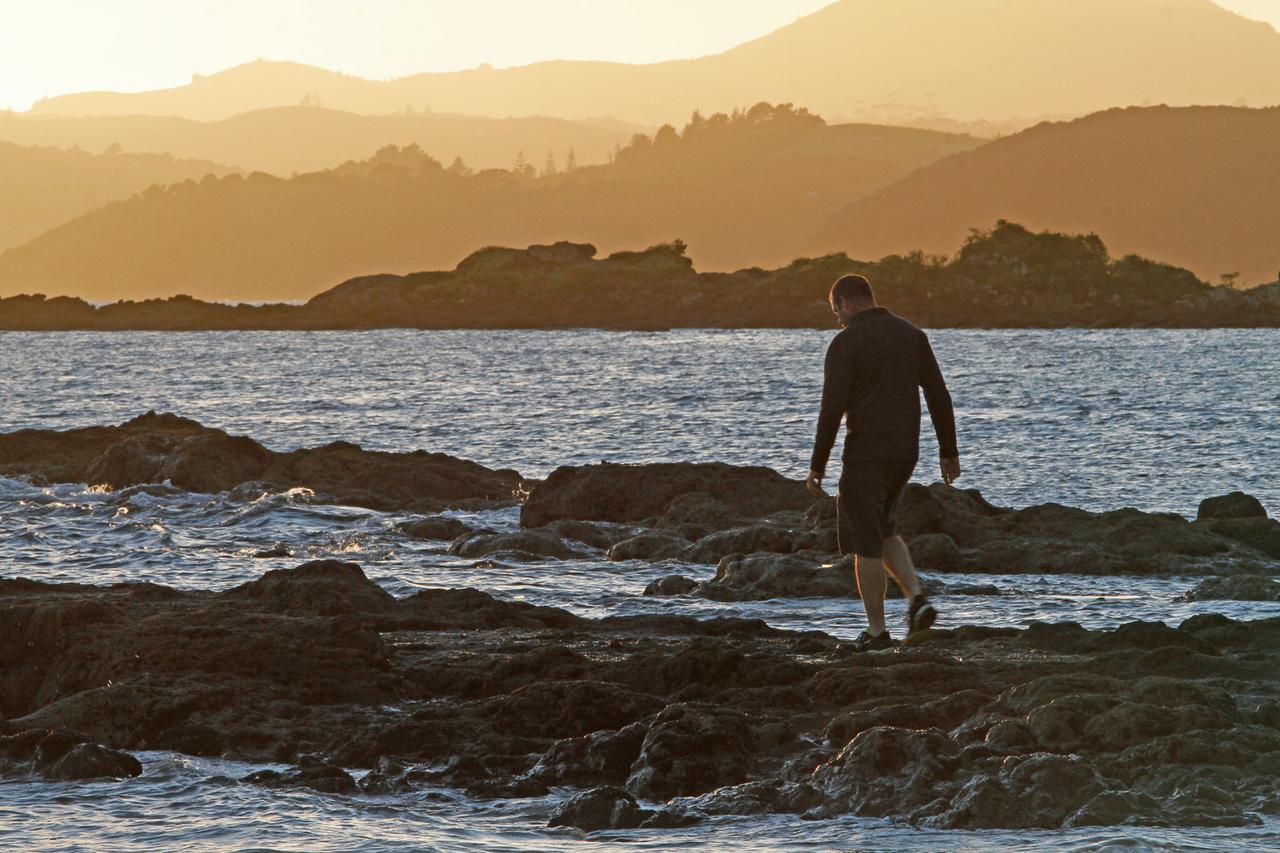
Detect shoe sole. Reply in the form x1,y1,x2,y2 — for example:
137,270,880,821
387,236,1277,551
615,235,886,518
909,603,937,635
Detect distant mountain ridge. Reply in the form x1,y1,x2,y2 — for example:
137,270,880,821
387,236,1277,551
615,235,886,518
812,105,1280,286
24,0,1280,127
0,141,234,253
0,105,981,301
0,106,644,175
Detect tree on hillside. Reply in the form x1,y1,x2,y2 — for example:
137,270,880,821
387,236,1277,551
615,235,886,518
542,151,558,177
565,147,577,172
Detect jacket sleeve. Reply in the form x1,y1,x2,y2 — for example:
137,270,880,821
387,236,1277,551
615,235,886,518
918,332,959,459
809,335,852,477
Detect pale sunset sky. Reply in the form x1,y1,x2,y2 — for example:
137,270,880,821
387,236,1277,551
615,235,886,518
1,0,1277,111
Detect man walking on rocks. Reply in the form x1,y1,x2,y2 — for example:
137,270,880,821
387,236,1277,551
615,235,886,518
806,273,960,651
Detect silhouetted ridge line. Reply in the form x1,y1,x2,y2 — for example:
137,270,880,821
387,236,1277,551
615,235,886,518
4,223,1279,330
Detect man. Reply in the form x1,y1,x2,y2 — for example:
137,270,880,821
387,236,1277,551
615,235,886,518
806,273,960,651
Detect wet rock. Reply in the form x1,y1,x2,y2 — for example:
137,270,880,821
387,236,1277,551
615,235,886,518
1197,491,1268,521
909,533,963,570
527,722,648,787
656,492,745,536
607,530,690,561
660,554,942,603
495,681,664,739
156,433,275,493
521,462,814,528
811,725,961,817
0,412,524,512
1198,517,1280,559
0,729,143,781
643,575,699,596
547,786,652,832
925,753,1105,829
1181,575,1280,602
242,761,359,794
626,704,754,800
226,560,397,617
683,525,796,564
448,529,590,561
253,542,293,558
696,554,847,601
400,516,473,541
543,519,636,550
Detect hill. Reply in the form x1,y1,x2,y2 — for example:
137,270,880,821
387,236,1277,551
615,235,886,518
4,224,1279,330
0,106,643,175
0,141,234,253
811,106,1280,286
0,105,981,301
24,1,1280,127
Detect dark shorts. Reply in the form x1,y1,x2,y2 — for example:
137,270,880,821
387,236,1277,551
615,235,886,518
836,460,916,558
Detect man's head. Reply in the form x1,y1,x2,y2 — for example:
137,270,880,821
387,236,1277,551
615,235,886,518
829,274,876,326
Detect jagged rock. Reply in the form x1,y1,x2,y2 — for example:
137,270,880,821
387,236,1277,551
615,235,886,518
226,560,398,617
521,462,814,528
643,575,699,596
526,722,648,787
697,554,847,601
682,525,796,564
607,530,690,561
1197,491,1268,521
923,753,1106,829
0,729,143,781
400,516,474,541
811,725,962,817
0,412,523,512
547,786,652,832
242,761,359,794
653,554,941,603
252,542,293,558
1180,575,1280,602
543,519,636,549
1199,517,1280,559
527,241,597,264
626,704,754,800
448,529,590,561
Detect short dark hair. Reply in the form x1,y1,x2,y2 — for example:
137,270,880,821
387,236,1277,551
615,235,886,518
830,274,874,305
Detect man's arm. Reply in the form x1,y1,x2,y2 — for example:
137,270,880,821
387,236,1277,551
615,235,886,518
919,333,960,483
808,335,852,490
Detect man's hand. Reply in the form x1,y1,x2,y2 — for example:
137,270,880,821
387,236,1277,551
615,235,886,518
940,456,961,486
805,468,828,497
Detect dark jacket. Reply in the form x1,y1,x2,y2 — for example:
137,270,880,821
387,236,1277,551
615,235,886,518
809,306,958,476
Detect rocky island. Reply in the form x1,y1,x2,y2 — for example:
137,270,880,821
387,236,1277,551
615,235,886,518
3,223,1279,331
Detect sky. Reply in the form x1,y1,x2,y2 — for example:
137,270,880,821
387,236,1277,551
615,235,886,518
1,0,1277,111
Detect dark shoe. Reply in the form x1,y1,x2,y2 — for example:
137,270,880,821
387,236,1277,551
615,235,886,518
838,629,893,653
908,594,937,635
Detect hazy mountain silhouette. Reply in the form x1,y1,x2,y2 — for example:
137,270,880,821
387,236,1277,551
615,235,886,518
0,106,643,175
26,1,1280,127
0,105,980,301
811,105,1280,286
0,141,234,253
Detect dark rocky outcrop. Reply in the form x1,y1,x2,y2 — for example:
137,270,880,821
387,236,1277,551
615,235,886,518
0,729,142,781
520,462,814,528
447,529,592,561
4,560,1280,828
0,412,525,513
399,516,474,541
1197,492,1268,521
1181,575,1280,602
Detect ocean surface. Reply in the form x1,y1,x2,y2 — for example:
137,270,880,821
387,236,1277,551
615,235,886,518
2,327,1279,851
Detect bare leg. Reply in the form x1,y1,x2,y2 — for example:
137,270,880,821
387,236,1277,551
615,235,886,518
881,535,922,600
854,555,888,636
